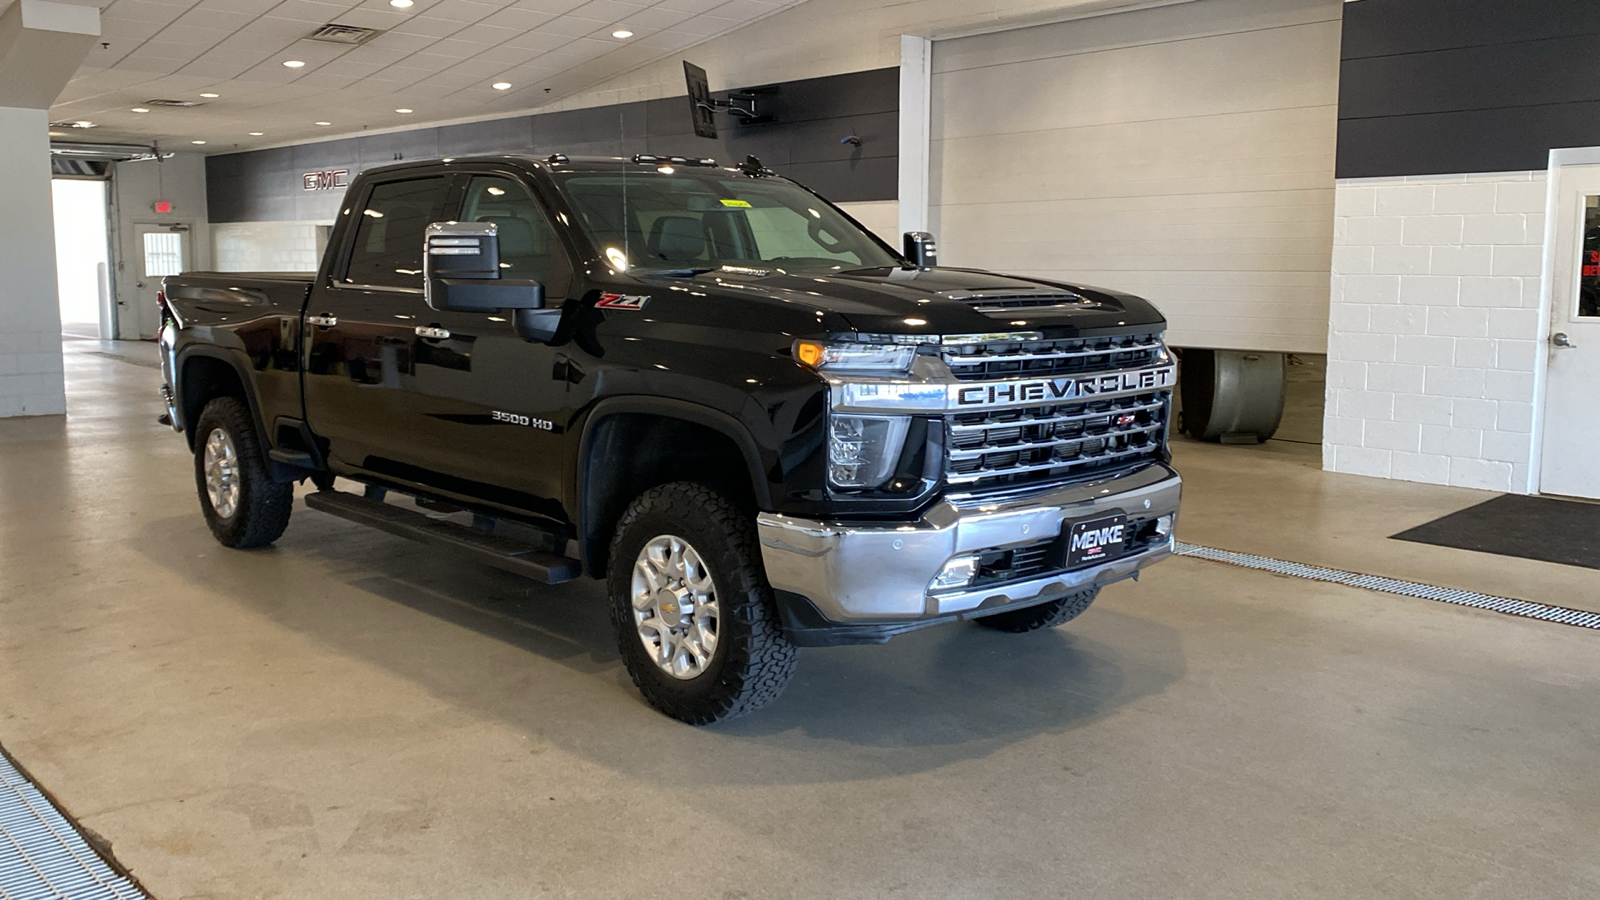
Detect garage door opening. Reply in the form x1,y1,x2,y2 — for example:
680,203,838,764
51,178,112,340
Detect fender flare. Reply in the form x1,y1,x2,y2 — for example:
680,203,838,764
573,395,774,568
174,344,272,453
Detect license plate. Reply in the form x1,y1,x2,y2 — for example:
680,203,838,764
1058,513,1130,569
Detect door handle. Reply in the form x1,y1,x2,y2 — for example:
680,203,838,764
1551,332,1577,349
307,314,338,328
415,325,451,340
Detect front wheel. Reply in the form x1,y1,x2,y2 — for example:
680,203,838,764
608,482,798,724
972,586,1100,633
193,396,293,548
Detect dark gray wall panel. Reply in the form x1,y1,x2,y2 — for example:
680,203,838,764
208,68,898,222
1338,0,1600,178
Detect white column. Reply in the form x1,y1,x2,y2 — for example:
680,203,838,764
897,34,932,239
0,0,99,417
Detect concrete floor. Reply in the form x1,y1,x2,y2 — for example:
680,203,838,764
2,340,1598,899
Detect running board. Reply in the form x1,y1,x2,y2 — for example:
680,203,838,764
304,490,581,584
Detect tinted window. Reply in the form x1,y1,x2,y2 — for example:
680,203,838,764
554,170,898,274
459,175,569,292
345,177,450,288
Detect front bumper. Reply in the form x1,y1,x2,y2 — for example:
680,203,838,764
757,463,1181,644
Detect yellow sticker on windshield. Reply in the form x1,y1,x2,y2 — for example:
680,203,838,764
720,199,752,208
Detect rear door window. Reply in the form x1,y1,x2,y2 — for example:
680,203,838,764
344,176,452,288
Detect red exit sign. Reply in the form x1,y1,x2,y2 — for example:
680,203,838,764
302,169,349,192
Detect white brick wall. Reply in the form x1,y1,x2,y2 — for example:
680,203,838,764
1324,171,1546,492
0,106,66,418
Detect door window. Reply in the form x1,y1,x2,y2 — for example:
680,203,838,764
459,176,570,293
1581,197,1600,318
142,231,184,277
345,177,451,288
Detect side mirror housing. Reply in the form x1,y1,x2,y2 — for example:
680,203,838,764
903,231,937,268
424,222,559,341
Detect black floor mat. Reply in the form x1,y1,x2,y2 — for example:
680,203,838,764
1391,494,1600,570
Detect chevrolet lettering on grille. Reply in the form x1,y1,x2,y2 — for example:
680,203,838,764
952,363,1176,409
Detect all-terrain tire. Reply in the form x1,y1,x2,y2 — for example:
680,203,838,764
973,586,1100,633
193,396,293,549
608,482,798,724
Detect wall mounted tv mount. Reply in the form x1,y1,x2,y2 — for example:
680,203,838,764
684,60,778,139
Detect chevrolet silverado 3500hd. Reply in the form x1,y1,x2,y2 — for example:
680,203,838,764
159,153,1181,723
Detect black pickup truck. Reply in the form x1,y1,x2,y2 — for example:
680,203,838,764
159,153,1181,723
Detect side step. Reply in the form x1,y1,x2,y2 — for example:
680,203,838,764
304,490,581,584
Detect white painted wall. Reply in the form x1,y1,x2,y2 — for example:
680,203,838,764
1324,172,1547,493
108,151,210,339
928,0,1341,354
836,200,900,247
0,106,66,417
212,221,327,273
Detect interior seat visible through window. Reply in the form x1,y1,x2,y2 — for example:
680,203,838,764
459,175,570,295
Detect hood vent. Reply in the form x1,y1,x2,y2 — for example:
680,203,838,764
145,98,203,107
941,289,1085,313
307,23,383,44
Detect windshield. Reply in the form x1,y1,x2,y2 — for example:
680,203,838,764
552,169,900,274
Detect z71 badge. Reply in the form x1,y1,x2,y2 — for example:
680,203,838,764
594,293,650,311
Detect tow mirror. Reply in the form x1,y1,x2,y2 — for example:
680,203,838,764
424,222,559,341
903,231,937,268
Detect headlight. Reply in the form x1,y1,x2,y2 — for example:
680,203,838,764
828,414,911,489
795,339,916,373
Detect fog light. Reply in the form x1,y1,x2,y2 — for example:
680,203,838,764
929,555,980,593
1154,514,1174,537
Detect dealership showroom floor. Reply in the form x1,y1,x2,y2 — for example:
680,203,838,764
0,339,1593,899
10,0,1600,897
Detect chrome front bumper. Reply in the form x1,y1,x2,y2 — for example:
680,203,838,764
757,464,1181,629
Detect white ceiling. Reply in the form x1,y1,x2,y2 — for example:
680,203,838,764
34,0,804,151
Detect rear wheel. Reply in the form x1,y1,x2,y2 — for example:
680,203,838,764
193,396,293,548
608,482,798,724
973,586,1100,633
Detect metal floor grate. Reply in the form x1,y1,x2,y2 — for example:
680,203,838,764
0,749,149,900
1175,542,1600,630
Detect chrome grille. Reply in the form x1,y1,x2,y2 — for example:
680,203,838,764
947,390,1168,489
942,332,1163,381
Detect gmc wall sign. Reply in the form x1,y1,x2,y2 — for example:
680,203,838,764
302,169,349,192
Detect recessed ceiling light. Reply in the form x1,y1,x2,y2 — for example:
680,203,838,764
612,29,633,38
315,121,332,126
191,140,206,144
390,0,413,6
199,92,219,98
395,107,413,113
131,107,150,113
492,81,511,90
249,132,264,136
283,59,306,68
74,120,94,128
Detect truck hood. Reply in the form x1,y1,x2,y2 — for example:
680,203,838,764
636,265,1166,338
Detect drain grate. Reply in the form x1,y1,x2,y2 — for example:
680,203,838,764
1175,542,1600,630
0,748,149,899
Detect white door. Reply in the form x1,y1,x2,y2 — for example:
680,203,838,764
928,0,1343,354
131,223,189,339
1538,164,1600,499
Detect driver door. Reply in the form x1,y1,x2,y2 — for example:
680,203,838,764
389,171,578,513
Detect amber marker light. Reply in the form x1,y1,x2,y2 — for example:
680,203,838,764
794,340,825,368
